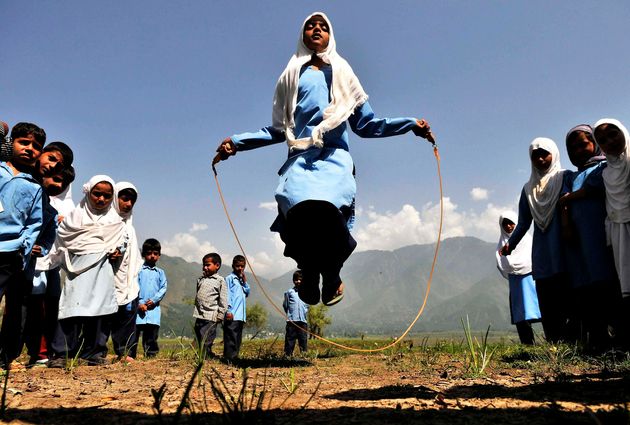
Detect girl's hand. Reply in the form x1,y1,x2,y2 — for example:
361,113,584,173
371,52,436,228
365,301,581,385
499,243,511,256
32,245,43,257
412,119,436,144
213,138,236,165
108,249,123,263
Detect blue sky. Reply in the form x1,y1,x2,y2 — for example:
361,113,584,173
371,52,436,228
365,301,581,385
3,1,630,277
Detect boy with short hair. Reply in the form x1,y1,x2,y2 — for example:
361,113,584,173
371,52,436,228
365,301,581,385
0,122,45,367
223,255,250,362
193,253,227,359
283,270,309,356
131,239,167,358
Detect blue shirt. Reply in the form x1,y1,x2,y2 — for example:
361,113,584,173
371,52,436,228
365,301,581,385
231,66,417,228
225,272,250,322
283,286,308,322
0,162,43,266
136,264,168,326
27,194,58,283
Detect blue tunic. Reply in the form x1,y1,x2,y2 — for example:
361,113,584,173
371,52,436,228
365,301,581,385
231,66,417,226
508,273,541,323
136,264,168,326
564,161,618,288
283,286,309,322
508,181,568,280
225,272,250,322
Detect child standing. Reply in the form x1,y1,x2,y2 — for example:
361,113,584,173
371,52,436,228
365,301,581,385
593,118,630,347
132,239,168,358
495,211,541,345
223,255,249,362
48,175,124,367
214,12,434,306
500,138,569,343
0,122,45,367
283,270,309,355
108,182,143,361
193,253,227,359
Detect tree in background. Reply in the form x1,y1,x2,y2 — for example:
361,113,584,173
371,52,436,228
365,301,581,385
245,302,268,339
307,304,332,339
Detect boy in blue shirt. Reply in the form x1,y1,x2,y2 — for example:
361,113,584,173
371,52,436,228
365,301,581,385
283,270,309,356
0,122,46,367
223,255,250,362
131,239,168,358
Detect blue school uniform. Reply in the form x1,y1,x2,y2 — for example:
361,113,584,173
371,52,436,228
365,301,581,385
231,66,417,230
136,264,168,326
28,195,58,287
225,272,250,322
283,286,308,322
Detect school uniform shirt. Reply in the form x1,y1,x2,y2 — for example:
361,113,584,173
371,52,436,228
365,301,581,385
192,273,227,322
28,195,59,290
225,272,250,322
0,162,43,266
136,264,168,326
283,286,308,322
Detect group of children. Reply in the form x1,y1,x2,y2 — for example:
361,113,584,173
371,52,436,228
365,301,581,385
0,121,168,369
498,119,630,351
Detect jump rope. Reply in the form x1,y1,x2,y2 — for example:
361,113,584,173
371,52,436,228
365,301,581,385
211,138,443,353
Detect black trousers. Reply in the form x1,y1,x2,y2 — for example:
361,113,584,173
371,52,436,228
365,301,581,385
194,319,219,358
130,324,160,358
106,298,138,357
515,321,535,345
284,321,308,355
51,315,109,362
223,319,244,361
536,274,569,344
0,251,30,365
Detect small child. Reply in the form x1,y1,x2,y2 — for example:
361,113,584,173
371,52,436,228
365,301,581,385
223,255,250,362
495,212,541,345
108,182,143,361
0,122,45,367
593,118,630,347
500,138,569,343
193,253,227,359
283,270,309,355
48,175,125,367
132,239,168,358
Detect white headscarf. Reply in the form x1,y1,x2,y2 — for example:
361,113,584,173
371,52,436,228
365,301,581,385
49,175,125,274
50,183,75,218
113,181,142,305
495,211,533,278
524,137,565,232
593,118,630,223
272,12,368,151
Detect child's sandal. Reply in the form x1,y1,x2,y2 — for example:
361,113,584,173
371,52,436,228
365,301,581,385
297,270,321,305
322,282,344,306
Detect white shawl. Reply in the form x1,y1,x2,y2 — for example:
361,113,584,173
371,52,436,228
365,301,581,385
593,118,630,223
50,183,75,218
113,181,142,305
495,211,533,278
272,11,368,151
524,137,564,232
49,175,125,274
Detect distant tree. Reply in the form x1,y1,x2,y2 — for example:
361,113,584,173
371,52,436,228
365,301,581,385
307,304,332,339
245,302,268,339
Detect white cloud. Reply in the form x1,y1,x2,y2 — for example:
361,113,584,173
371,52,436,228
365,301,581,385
162,231,218,263
470,187,489,201
189,223,208,233
258,201,277,211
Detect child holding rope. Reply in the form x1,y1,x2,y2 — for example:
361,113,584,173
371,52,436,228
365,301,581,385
214,12,434,306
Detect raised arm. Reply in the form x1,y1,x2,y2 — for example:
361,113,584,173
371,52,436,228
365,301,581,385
348,101,434,143
502,189,532,255
213,127,286,165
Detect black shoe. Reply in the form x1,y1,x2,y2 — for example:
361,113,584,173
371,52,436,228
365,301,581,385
48,358,67,369
298,270,320,305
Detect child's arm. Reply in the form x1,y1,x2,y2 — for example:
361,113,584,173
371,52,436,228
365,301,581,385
21,186,44,262
225,275,235,321
147,269,168,309
217,278,228,322
283,291,290,314
348,102,433,142
214,127,286,165
35,210,59,258
500,190,532,256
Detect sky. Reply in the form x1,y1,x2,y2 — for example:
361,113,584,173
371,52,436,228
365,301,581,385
3,1,630,278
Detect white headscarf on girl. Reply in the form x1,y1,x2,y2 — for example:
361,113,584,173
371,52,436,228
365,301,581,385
48,175,125,274
49,183,75,218
113,181,142,305
524,137,565,232
495,211,533,278
272,11,368,152
593,118,630,223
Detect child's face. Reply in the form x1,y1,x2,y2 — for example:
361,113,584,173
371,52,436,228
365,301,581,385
118,190,137,214
203,258,220,277
293,274,302,288
232,260,246,277
41,172,65,196
501,219,515,234
37,150,64,177
531,148,553,172
89,182,114,211
303,15,330,53
11,134,43,169
595,124,626,156
567,131,596,168
143,250,160,266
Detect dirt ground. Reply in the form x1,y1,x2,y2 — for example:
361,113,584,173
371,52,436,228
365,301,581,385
1,342,629,425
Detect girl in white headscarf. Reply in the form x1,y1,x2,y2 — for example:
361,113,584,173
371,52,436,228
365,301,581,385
495,211,541,344
500,138,569,343
48,175,125,367
214,12,434,307
594,118,630,347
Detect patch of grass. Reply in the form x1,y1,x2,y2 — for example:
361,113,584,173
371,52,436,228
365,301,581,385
461,316,496,376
